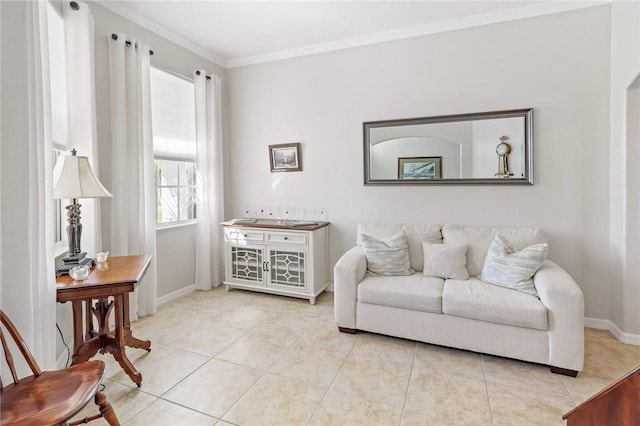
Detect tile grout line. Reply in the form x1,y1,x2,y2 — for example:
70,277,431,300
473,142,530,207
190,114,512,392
214,308,314,424
304,331,358,425
480,354,497,426
398,342,418,426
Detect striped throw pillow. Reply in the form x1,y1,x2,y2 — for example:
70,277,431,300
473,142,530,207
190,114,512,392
479,233,548,296
360,232,411,276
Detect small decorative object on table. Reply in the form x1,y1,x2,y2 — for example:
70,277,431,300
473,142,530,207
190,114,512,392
69,265,90,280
96,251,109,263
230,218,257,224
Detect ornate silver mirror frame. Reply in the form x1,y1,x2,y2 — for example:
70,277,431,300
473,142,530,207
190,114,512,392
363,108,533,185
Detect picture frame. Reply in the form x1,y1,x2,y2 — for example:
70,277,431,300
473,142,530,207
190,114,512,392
398,157,442,180
269,143,302,172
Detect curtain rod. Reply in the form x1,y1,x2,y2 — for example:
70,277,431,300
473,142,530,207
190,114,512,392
111,33,154,56
195,70,211,80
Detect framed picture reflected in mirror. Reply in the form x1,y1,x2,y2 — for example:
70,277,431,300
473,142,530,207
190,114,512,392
398,157,442,180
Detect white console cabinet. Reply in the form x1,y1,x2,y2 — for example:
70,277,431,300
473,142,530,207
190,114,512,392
222,219,330,304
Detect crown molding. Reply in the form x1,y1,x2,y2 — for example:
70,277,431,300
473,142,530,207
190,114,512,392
94,0,609,70
226,1,610,68
93,0,227,67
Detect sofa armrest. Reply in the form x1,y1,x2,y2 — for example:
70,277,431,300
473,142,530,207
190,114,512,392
534,260,585,372
334,246,367,329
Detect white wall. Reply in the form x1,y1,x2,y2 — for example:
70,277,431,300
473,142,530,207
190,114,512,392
156,224,197,296
610,0,640,336
226,7,612,323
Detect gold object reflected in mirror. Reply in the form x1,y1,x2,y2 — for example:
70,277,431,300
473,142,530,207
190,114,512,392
495,135,514,178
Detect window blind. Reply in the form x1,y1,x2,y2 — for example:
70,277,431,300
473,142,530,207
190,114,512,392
150,67,196,161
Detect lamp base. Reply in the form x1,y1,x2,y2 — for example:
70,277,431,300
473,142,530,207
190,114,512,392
56,252,93,275
62,251,88,263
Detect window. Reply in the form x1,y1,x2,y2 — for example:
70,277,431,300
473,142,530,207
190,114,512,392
150,67,197,226
155,160,196,223
52,149,65,245
46,1,68,251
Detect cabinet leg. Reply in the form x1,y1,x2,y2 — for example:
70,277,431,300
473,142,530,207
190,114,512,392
309,296,316,305
224,284,230,291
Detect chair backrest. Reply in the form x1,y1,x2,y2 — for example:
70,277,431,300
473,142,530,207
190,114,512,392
0,310,42,390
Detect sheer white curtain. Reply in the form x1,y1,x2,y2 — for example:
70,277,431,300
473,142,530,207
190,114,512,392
63,1,103,256
0,0,56,369
194,71,224,290
108,34,157,319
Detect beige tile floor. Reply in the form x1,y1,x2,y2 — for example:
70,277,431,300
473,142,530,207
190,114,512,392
73,287,640,426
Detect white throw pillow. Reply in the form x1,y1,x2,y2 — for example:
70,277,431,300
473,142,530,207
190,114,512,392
422,242,469,279
360,232,411,276
479,233,548,296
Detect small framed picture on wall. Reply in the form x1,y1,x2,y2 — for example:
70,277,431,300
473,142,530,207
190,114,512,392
269,143,302,172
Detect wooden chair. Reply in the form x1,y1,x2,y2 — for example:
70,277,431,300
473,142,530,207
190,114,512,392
0,310,120,425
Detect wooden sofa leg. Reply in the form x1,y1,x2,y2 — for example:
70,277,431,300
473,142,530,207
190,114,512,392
338,327,357,334
550,366,579,377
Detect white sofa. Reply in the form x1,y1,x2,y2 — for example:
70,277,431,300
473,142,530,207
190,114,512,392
334,223,585,376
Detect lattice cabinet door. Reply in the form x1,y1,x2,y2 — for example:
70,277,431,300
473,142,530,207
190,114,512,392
229,245,265,284
268,249,306,289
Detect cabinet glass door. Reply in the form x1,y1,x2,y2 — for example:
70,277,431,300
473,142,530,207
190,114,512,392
231,246,264,284
269,249,306,289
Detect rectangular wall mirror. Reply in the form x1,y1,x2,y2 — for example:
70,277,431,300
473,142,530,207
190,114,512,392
363,108,533,185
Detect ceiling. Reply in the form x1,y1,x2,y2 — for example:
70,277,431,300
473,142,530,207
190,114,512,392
98,1,607,68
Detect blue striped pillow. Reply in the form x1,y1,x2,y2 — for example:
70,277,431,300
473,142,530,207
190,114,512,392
360,232,411,276
479,233,548,296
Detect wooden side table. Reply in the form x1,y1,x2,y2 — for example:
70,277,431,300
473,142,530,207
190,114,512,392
563,366,640,425
56,254,152,387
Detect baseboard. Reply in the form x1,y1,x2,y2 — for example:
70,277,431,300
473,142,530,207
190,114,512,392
157,284,196,306
585,317,640,346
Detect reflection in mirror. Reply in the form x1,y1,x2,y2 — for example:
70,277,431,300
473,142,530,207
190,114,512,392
364,109,533,185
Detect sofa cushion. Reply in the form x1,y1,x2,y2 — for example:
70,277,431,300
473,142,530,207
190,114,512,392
479,233,548,296
423,242,469,279
358,274,444,314
442,278,548,330
358,222,442,272
442,225,548,277
360,232,411,276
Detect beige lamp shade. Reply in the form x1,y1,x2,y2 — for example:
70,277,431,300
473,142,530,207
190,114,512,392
53,150,113,199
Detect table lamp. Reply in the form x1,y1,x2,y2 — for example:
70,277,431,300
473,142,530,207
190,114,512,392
53,149,112,274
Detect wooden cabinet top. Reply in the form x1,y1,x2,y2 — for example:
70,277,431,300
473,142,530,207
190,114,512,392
221,218,329,231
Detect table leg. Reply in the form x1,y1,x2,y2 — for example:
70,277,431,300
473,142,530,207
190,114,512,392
122,291,151,352
85,299,94,341
110,293,142,386
70,300,102,365
72,301,83,355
